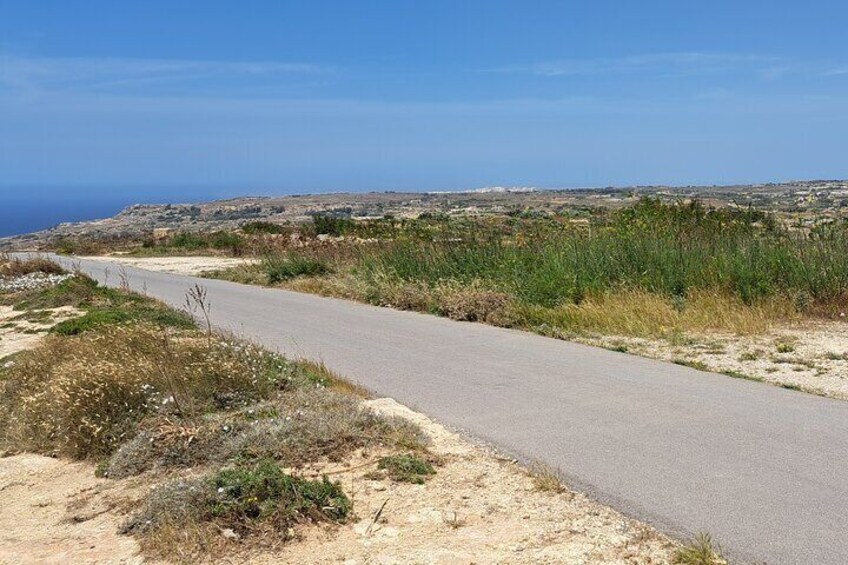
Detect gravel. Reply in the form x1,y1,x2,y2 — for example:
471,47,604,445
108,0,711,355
0,272,74,293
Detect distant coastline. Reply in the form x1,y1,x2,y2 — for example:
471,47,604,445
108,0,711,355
0,198,129,238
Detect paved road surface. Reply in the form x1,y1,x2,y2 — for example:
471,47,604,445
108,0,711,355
41,255,848,564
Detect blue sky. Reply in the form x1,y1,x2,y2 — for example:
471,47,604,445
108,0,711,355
1,0,847,202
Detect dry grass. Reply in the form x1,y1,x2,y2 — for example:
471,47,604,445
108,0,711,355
0,277,434,561
212,263,799,341
673,533,726,565
0,256,64,277
435,281,515,324
0,327,292,458
519,289,798,338
528,460,568,494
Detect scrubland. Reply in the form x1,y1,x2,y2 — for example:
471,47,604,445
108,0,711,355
1,257,722,564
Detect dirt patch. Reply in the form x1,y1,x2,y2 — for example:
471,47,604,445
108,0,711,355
0,454,143,565
245,398,675,565
582,320,848,399
79,256,257,277
0,399,676,564
0,305,83,358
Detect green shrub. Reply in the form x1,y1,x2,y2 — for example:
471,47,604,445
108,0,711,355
209,459,350,526
123,459,350,539
242,221,288,235
358,199,848,312
311,214,354,236
262,255,330,283
377,454,435,484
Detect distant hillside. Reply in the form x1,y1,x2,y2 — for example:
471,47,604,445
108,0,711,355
3,180,846,251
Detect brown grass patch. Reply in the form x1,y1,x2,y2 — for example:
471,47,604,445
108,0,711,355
519,289,798,338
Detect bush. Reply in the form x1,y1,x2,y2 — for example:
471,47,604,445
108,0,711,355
311,214,354,236
0,328,294,458
242,221,288,235
123,459,350,541
262,255,330,283
359,199,848,314
0,257,64,277
104,386,426,478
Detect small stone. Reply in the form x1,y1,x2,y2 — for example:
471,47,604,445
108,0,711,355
221,528,240,540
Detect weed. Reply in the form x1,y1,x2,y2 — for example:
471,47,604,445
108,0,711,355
673,532,726,565
123,458,350,534
262,255,330,283
721,369,763,382
775,340,796,353
442,511,466,529
738,350,762,361
105,387,426,478
377,454,435,484
0,328,295,458
672,359,710,371
529,461,568,494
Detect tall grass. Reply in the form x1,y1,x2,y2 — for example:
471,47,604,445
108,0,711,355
358,200,848,314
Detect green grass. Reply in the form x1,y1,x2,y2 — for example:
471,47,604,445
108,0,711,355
51,304,192,335
122,459,351,554
358,199,848,312
262,254,330,283
4,274,193,335
210,199,847,340
377,454,435,484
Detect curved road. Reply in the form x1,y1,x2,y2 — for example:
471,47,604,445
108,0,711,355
45,255,848,564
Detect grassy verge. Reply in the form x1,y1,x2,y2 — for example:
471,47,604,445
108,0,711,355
0,259,428,560
206,199,846,340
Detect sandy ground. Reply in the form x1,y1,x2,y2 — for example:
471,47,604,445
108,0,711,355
0,305,83,358
0,454,143,565
258,399,675,565
0,399,676,565
79,256,256,277
581,320,848,399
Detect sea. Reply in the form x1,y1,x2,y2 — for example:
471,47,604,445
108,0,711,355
0,198,133,238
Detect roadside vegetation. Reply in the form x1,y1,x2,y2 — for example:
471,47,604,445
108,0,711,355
0,257,428,560
199,200,848,341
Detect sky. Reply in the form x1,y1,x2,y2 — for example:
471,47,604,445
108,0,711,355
1,0,848,207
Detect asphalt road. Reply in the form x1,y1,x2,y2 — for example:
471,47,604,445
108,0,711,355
42,255,848,564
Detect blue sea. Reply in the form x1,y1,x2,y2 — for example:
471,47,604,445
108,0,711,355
0,199,133,238
0,186,256,238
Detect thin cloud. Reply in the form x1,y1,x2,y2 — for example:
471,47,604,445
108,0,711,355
488,52,780,78
0,54,329,93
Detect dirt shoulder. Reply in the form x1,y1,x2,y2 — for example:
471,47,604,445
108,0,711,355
0,454,143,565
78,255,256,277
0,398,675,565
580,320,848,399
0,305,83,358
